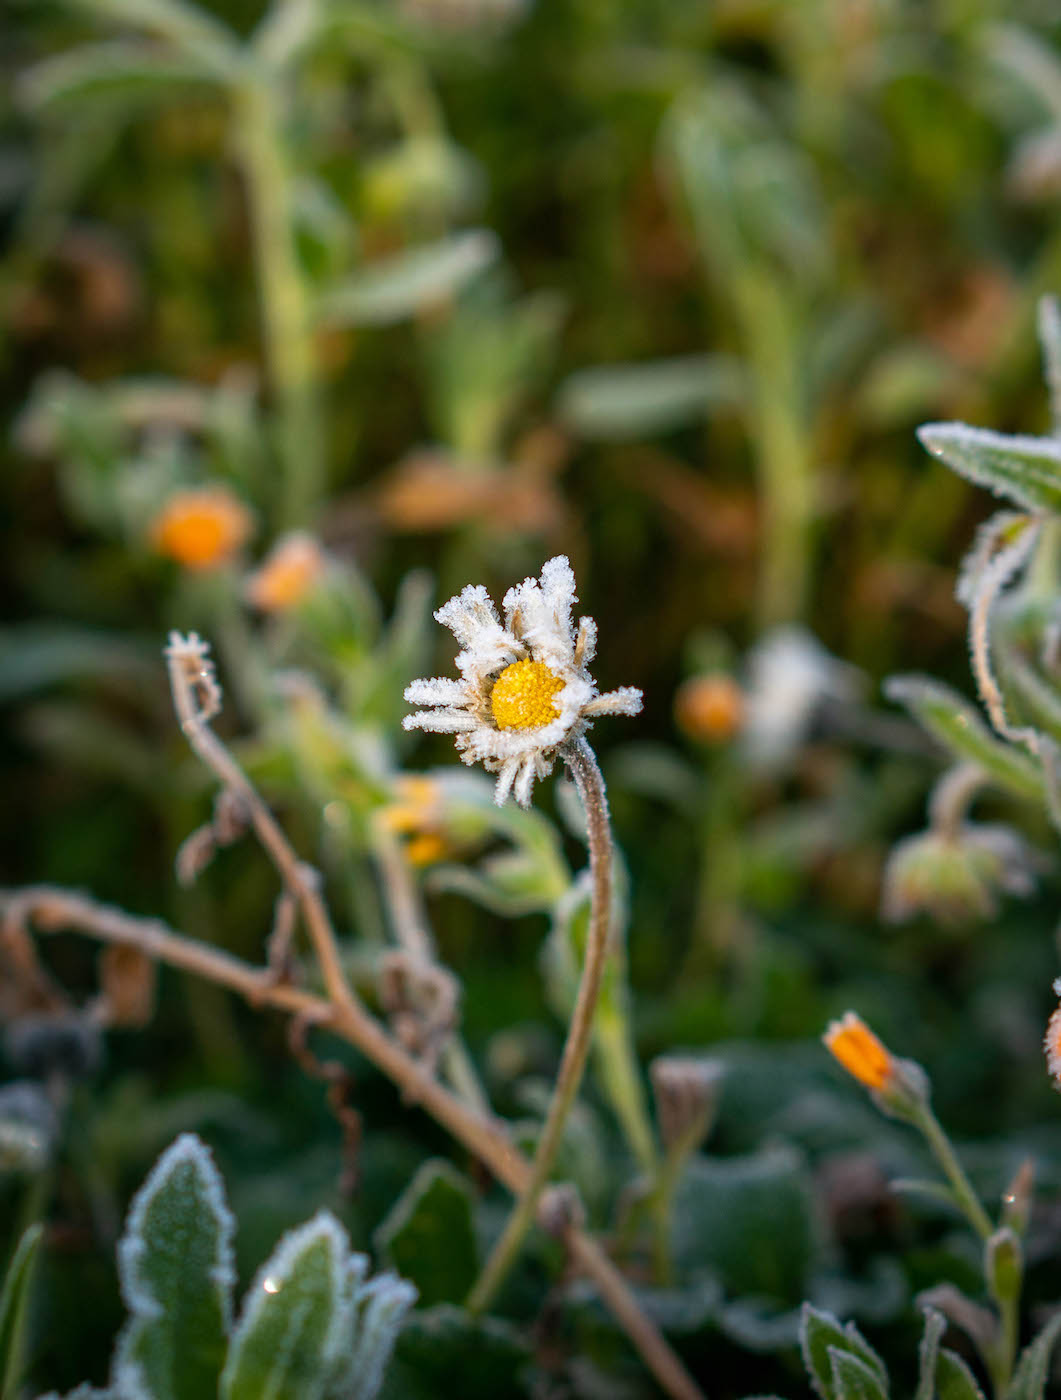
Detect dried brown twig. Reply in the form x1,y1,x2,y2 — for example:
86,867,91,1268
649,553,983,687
0,632,705,1400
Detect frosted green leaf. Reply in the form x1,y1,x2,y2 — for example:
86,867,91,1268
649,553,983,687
344,1273,417,1400
917,422,1061,512
1009,1307,1061,1400
19,42,216,115
557,354,745,440
935,1349,986,1400
221,1211,351,1400
374,1160,477,1307
914,1309,947,1400
884,675,1043,799
800,1305,887,1400
316,231,499,326
113,1134,234,1400
828,1346,888,1400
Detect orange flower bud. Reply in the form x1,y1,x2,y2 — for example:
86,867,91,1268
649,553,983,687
823,1012,896,1091
1045,981,1061,1088
149,486,253,571
244,532,326,613
674,673,744,744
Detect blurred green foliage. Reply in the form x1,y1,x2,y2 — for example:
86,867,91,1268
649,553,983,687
5,1,1061,1397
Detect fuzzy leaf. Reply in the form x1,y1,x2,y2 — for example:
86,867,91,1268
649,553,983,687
800,1305,888,1400
113,1134,234,1400
917,422,1061,513
557,354,745,440
316,230,498,326
19,42,215,116
828,1346,888,1400
914,1308,947,1400
884,675,1043,799
344,1273,417,1400
373,1160,477,1307
1009,1307,1061,1400
221,1212,352,1400
936,1349,986,1400
0,1225,43,1389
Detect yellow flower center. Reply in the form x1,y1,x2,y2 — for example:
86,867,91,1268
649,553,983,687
490,660,563,731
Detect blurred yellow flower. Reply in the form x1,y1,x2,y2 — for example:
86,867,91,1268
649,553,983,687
674,673,744,744
149,486,253,571
245,532,326,612
823,1012,895,1091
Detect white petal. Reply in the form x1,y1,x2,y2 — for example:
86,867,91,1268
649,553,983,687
493,757,520,807
583,686,642,717
404,676,468,706
539,555,577,632
403,710,479,733
574,616,597,669
435,584,505,650
513,755,538,808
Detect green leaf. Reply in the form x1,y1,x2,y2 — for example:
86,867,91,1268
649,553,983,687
316,230,499,326
61,0,240,76
914,1309,947,1400
19,42,216,116
936,1349,986,1400
917,422,1061,513
828,1346,888,1400
0,625,155,704
673,1148,820,1302
113,1135,234,1400
557,354,745,440
374,1161,478,1307
377,1305,532,1400
343,1273,417,1400
1009,1307,1061,1400
221,1212,353,1400
0,1225,43,1393
884,675,1043,799
800,1305,888,1400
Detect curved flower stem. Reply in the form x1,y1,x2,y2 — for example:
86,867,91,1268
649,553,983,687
467,735,613,1313
911,1099,994,1242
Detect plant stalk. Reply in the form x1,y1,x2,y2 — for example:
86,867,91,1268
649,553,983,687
913,1100,994,1242
466,735,614,1313
233,76,324,527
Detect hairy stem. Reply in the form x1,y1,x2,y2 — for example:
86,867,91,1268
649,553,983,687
466,736,614,1313
2,884,704,1400
913,1100,994,1242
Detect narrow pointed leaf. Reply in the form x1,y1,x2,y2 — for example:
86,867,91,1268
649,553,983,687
800,1305,887,1400
917,422,1061,512
936,1349,986,1400
0,1225,42,1390
113,1134,234,1400
914,1309,947,1400
19,42,216,116
316,231,499,326
345,1274,417,1400
557,354,745,440
828,1346,888,1400
1009,1307,1061,1400
884,675,1043,798
221,1212,351,1400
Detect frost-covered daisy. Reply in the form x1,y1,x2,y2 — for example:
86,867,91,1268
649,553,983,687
403,556,642,807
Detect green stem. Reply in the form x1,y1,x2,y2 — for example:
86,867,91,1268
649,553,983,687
466,736,613,1313
234,77,324,527
594,1009,657,1179
913,1101,994,1242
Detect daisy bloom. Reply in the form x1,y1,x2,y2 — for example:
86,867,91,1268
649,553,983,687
403,555,642,807
823,1012,895,1091
149,485,254,572
245,532,326,612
